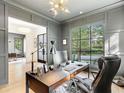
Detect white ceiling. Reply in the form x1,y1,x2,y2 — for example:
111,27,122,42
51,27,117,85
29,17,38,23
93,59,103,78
6,0,122,22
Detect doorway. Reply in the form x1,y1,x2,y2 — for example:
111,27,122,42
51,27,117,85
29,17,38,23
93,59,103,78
8,17,47,63
7,17,47,92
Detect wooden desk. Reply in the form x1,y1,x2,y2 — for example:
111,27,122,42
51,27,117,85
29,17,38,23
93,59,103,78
64,62,88,78
26,63,88,93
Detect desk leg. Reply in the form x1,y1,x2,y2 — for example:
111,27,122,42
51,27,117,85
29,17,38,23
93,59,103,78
26,76,29,93
88,64,90,78
68,79,79,93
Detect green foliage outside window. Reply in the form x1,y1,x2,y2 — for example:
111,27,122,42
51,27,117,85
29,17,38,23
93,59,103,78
71,23,104,62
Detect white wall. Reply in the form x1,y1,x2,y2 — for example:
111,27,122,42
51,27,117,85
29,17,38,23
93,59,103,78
25,28,46,62
8,17,46,63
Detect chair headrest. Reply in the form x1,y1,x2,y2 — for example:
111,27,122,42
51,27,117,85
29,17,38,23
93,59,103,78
97,57,104,70
97,55,120,70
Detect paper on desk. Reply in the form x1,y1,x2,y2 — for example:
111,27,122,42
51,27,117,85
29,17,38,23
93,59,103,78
64,65,76,72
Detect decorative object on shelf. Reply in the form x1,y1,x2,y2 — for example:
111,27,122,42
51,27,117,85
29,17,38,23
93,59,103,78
37,33,47,63
49,65,54,71
50,41,56,54
63,39,67,45
31,43,44,75
37,67,43,76
43,64,49,73
50,41,56,64
49,0,70,16
66,60,71,65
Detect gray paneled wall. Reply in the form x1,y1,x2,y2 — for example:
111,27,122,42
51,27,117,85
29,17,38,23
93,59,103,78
47,21,62,65
0,2,5,28
61,5,124,76
105,6,124,76
61,23,71,60
7,3,62,65
106,6,124,31
0,1,8,84
61,12,105,59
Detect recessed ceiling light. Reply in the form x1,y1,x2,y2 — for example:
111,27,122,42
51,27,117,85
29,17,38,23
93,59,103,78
80,11,83,14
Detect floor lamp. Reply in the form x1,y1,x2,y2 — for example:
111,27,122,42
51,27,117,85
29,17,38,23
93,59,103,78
50,41,56,64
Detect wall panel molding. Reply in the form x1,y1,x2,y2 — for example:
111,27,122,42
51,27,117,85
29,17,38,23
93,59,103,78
0,1,8,85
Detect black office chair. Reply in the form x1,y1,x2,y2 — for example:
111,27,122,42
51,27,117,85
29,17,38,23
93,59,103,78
75,55,121,93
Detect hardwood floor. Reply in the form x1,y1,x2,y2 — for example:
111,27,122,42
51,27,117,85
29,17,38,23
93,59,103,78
0,61,123,93
0,61,34,93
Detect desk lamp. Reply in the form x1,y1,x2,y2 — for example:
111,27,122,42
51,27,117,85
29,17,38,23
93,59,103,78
31,42,43,75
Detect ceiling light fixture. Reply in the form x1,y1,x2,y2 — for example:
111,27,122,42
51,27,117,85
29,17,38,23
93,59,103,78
49,0,70,16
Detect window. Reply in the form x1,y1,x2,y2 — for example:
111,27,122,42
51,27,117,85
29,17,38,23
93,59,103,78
14,38,24,56
71,22,104,63
15,38,23,51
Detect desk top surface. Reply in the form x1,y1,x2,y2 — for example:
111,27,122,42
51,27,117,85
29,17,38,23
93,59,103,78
26,62,88,87
64,62,88,74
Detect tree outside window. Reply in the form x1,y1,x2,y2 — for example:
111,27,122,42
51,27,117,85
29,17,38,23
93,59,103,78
14,38,23,51
71,22,104,63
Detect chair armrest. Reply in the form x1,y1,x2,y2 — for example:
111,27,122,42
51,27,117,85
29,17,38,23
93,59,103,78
75,76,92,90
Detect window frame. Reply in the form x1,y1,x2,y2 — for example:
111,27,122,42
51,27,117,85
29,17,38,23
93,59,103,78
71,22,104,62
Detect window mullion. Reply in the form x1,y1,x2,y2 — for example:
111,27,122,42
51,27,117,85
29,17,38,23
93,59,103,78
90,26,92,65
79,28,81,61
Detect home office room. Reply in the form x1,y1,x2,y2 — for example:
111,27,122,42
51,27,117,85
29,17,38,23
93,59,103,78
0,0,124,93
